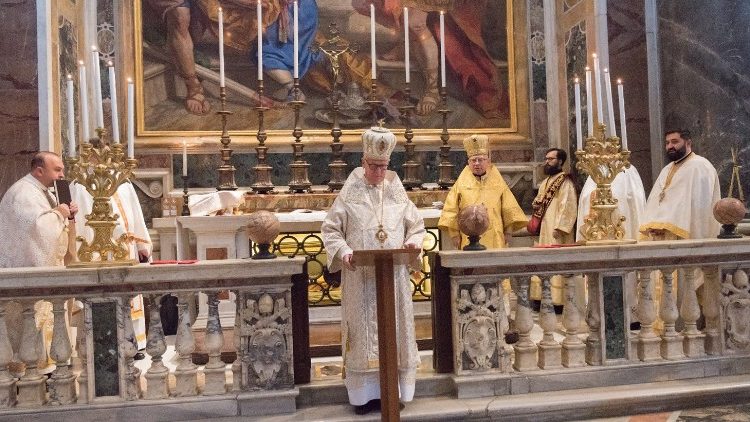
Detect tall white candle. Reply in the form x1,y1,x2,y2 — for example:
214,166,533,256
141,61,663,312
92,47,104,129
370,3,376,78
404,7,410,84
182,140,188,177
218,7,225,87
593,53,603,125
439,11,446,88
604,68,616,138
585,66,593,137
574,77,583,151
617,79,628,150
257,0,263,81
66,75,76,156
108,62,120,143
293,1,299,79
127,78,135,159
77,61,90,141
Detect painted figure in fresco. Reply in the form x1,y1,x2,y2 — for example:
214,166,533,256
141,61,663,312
353,0,507,118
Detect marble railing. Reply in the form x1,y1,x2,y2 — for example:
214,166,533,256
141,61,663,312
0,258,307,418
432,238,750,397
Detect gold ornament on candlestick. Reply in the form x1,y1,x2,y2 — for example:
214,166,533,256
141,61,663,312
400,83,422,190
251,79,274,194
437,86,455,188
65,134,139,267
217,86,237,190
289,78,312,193
575,122,634,244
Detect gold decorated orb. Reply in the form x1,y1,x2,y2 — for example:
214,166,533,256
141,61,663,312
247,210,280,259
713,197,747,239
457,204,490,251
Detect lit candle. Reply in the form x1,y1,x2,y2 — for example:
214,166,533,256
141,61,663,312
593,53,603,125
92,47,104,129
77,61,90,141
370,3,376,78
574,77,583,151
604,68,616,138
182,140,188,177
439,11,446,88
108,62,120,143
66,75,76,156
617,79,628,150
404,7,410,84
585,66,593,137
127,78,135,159
218,7,225,87
257,0,263,81
293,1,299,79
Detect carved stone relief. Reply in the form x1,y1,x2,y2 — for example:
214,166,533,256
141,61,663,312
721,268,750,352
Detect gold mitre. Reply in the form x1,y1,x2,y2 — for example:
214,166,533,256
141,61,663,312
463,134,489,157
362,124,397,161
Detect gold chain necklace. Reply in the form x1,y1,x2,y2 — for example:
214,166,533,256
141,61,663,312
375,181,388,246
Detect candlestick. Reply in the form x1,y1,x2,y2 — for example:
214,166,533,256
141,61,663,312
257,0,263,81
66,75,76,156
604,68,616,138
618,79,628,150
78,61,90,141
251,79,274,193
288,78,311,193
216,85,237,190
400,82,421,189
293,1,299,79
181,175,190,216
127,79,135,159
370,3,376,78
108,62,120,143
182,140,188,177
404,7,410,84
574,77,583,151
437,86,454,188
439,11,446,88
92,47,104,129
593,53,603,125
218,7,225,87
585,66,593,138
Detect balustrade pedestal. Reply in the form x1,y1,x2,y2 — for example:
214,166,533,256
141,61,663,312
47,299,76,405
173,293,198,397
16,301,46,407
202,292,227,395
0,302,16,407
537,278,562,369
636,271,661,362
561,276,586,368
144,294,170,400
660,270,684,360
512,277,538,372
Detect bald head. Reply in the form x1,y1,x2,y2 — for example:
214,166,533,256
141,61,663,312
30,151,64,187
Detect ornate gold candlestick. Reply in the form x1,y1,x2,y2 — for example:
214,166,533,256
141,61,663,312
575,123,634,244
181,175,191,216
437,86,454,188
251,80,274,194
399,83,422,190
65,132,138,267
288,78,311,193
217,86,237,190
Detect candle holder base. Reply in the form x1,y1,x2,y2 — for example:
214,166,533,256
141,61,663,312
181,175,191,216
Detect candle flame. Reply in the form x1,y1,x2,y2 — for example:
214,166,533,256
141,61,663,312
592,53,597,58
585,66,590,70
574,77,579,83
67,74,73,80
127,77,133,83
107,61,114,67
78,60,84,65
617,78,623,84
218,7,222,12
603,68,609,72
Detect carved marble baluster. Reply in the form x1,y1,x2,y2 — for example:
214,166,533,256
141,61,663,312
538,276,562,369
513,276,537,371
47,298,76,405
680,268,706,357
0,301,17,407
203,292,227,395
77,300,92,404
173,292,198,396
144,294,169,399
16,300,46,407
120,296,142,401
701,266,722,355
585,273,602,365
232,290,242,391
561,275,585,367
659,269,683,360
636,270,660,361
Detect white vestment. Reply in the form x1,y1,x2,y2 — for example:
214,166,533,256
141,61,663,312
72,181,152,349
321,168,425,406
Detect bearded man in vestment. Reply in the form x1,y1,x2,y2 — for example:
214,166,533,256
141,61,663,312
0,152,79,372
438,134,527,250
321,125,425,415
71,180,153,354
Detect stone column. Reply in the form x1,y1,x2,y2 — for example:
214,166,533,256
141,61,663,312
513,277,538,371
120,297,142,401
144,294,169,399
636,271,660,361
680,268,705,357
47,298,76,405
561,275,585,367
701,266,722,355
538,277,562,369
202,292,227,395
660,269,683,360
173,292,198,396
585,274,603,365
16,300,46,407
0,302,17,407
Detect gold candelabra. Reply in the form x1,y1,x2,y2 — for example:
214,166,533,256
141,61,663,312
251,80,274,194
65,131,139,267
437,86,455,189
575,123,634,244
217,86,238,190
399,83,422,190
288,78,312,193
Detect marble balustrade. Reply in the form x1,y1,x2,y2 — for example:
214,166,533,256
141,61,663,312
0,258,305,418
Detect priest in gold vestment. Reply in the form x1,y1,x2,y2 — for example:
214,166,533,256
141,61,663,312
321,126,425,414
438,134,528,250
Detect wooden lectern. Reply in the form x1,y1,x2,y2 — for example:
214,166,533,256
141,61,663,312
352,248,421,422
